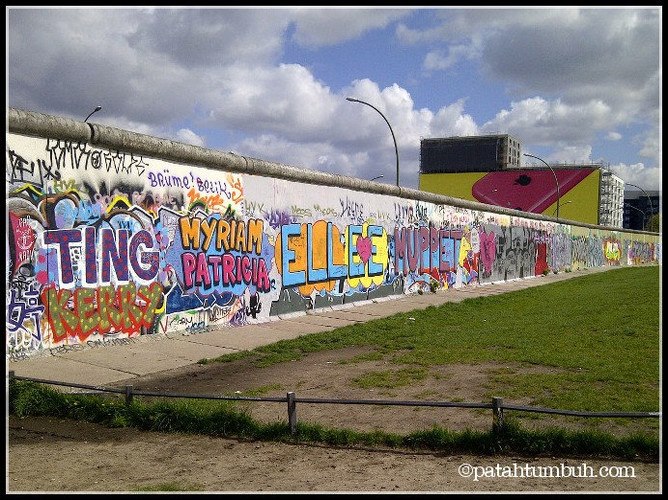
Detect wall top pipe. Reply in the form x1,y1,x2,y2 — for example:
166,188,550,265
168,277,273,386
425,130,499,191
8,107,92,143
7,106,654,235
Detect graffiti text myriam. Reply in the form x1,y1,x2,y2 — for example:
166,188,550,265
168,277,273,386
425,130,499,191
175,215,272,294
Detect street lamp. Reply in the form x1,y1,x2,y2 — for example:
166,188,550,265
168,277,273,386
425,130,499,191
552,200,572,217
346,97,399,187
625,182,653,222
523,153,561,219
84,106,102,122
624,202,647,230
369,174,384,182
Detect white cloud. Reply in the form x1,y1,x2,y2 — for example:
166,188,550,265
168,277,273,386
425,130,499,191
606,132,622,141
423,43,479,71
431,99,478,137
235,134,364,178
481,97,613,146
196,62,344,147
546,145,593,165
636,126,660,162
176,128,206,147
291,8,409,47
608,163,661,193
126,8,291,67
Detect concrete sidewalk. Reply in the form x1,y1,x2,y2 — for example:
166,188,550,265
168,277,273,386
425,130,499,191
8,267,612,389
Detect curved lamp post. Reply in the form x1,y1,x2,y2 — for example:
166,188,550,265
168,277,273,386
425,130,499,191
369,174,384,182
624,202,647,229
523,153,560,219
346,97,399,187
625,182,653,222
551,200,572,217
84,106,102,122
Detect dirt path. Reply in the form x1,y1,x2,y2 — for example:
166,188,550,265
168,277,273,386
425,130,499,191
7,347,661,493
7,415,660,493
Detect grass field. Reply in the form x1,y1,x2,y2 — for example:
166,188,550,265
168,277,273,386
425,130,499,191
206,265,660,415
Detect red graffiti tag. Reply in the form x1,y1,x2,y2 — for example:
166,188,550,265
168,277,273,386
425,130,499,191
41,282,163,342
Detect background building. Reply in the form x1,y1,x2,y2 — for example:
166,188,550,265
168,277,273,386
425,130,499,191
419,135,626,227
598,170,625,227
623,189,660,230
419,134,522,173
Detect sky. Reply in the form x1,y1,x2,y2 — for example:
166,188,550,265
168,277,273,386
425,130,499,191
6,6,662,195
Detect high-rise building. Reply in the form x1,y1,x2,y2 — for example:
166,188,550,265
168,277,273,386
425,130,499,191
419,134,522,174
598,170,625,228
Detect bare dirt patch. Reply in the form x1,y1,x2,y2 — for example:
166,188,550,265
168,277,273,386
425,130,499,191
109,346,649,437
8,415,659,493
8,347,660,493
121,346,509,434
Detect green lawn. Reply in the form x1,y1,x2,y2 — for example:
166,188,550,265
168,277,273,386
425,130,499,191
205,266,660,415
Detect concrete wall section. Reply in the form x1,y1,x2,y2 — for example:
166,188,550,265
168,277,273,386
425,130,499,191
6,109,661,360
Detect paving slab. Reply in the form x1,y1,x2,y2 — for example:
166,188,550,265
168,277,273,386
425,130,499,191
405,292,470,306
351,300,426,316
52,343,214,377
261,319,337,334
167,322,327,351
190,321,334,351
9,355,140,387
307,309,384,322
441,291,476,302
166,325,268,349
285,315,359,328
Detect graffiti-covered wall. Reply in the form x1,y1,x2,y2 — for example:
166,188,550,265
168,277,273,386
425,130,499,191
6,110,661,360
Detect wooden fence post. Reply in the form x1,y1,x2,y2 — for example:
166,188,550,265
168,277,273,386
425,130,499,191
125,385,133,405
287,392,297,435
492,397,504,433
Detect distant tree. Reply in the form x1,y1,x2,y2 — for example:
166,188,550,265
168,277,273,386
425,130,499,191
645,213,660,233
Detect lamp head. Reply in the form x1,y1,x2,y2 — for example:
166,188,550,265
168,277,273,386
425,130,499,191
84,106,103,122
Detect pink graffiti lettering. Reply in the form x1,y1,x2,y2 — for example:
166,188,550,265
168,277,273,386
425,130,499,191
479,231,497,275
356,236,372,264
181,253,271,292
